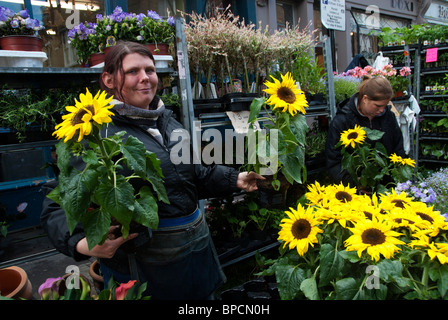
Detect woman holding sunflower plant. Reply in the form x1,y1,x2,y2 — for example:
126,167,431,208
41,41,263,300
325,75,406,186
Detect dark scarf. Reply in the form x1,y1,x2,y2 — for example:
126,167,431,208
112,96,165,144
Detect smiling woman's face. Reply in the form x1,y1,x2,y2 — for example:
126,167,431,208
104,52,158,109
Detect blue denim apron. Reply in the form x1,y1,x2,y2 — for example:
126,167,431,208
99,209,226,300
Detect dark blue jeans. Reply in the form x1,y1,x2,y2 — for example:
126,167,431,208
99,211,225,300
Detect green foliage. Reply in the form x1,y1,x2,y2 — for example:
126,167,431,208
257,200,448,300
246,97,308,189
48,125,169,250
338,127,414,193
0,87,82,142
333,76,361,105
291,53,326,95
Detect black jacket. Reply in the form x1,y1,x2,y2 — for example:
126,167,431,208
325,93,405,185
41,106,239,261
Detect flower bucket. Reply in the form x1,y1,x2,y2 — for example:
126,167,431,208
0,266,33,300
89,52,105,67
0,35,43,52
145,43,169,55
0,50,47,67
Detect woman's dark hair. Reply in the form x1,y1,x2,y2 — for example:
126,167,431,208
100,41,155,101
358,75,394,101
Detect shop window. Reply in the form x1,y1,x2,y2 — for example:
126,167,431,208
127,0,176,17
350,9,410,63
277,1,294,30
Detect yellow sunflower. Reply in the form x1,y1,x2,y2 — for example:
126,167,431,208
54,89,114,142
386,208,423,231
389,153,403,164
401,157,416,167
326,182,359,206
378,189,414,212
339,125,366,148
345,217,404,262
278,204,323,256
305,181,327,206
405,201,446,236
263,72,308,116
389,153,416,167
350,198,383,221
427,243,448,264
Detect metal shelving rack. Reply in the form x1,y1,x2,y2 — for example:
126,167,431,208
412,43,448,168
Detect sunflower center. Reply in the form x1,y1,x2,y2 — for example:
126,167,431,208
278,87,296,104
71,105,95,125
291,219,311,240
416,212,434,223
391,199,406,209
347,132,359,140
335,191,352,203
394,218,414,224
361,228,386,245
363,211,373,220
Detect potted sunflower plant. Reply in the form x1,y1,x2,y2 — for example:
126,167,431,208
244,72,308,208
337,124,415,194
257,181,448,300
46,88,169,250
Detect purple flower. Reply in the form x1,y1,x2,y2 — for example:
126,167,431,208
17,9,29,18
167,16,175,26
38,277,63,296
147,10,162,21
10,18,19,28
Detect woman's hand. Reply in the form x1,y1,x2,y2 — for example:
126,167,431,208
75,226,138,259
236,171,265,192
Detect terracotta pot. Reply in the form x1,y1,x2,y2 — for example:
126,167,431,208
89,52,105,66
88,260,104,291
0,35,43,52
393,91,404,98
0,266,33,300
145,43,170,55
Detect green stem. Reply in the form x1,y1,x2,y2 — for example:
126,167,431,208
91,126,114,183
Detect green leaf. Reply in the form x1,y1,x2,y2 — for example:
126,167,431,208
145,152,169,204
121,135,147,177
376,259,410,288
429,264,448,298
319,243,345,287
248,97,265,123
339,250,361,263
94,176,135,228
275,264,306,300
300,277,319,300
279,147,305,184
80,207,111,250
289,114,307,145
55,140,73,177
63,168,100,234
364,128,385,141
334,277,358,300
133,186,159,230
82,149,99,165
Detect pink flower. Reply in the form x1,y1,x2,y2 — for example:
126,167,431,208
38,277,64,299
115,280,137,300
400,67,411,76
